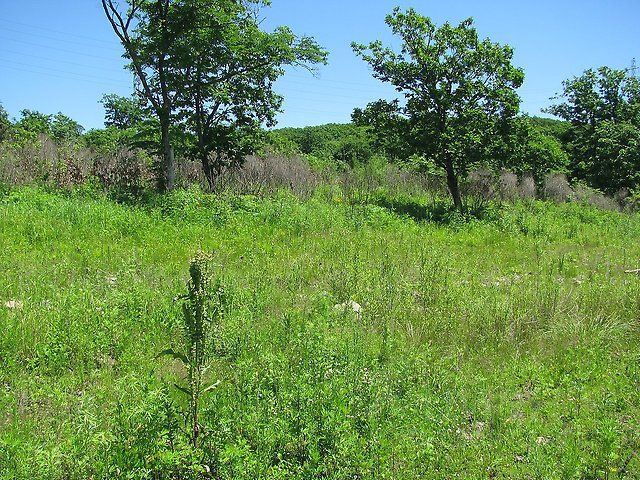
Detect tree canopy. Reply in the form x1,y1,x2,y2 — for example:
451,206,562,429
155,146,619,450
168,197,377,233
547,67,640,193
352,8,524,211
102,0,326,190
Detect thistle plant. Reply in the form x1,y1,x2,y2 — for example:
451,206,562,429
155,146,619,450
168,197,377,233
160,252,225,448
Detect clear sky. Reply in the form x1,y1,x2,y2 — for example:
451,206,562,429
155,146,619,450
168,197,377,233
0,1,638,131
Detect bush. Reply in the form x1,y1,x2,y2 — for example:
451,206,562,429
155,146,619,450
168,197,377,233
0,134,153,200
572,183,620,211
216,154,319,198
498,171,519,201
518,174,536,199
465,168,496,202
542,173,573,203
92,147,153,200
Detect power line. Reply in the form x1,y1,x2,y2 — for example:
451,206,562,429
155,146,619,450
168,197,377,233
0,17,114,45
0,58,131,85
0,25,116,51
0,64,132,89
277,78,394,96
0,36,123,63
2,49,122,71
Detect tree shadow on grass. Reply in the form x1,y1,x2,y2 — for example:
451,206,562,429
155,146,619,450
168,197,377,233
371,195,456,224
371,194,497,225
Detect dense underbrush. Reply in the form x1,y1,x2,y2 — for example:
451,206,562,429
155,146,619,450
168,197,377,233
1,186,639,478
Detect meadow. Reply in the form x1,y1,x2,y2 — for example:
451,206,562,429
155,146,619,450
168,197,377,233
1,185,639,478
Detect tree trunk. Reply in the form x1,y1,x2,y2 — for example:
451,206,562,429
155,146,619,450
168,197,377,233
444,159,463,212
160,119,176,192
201,155,219,192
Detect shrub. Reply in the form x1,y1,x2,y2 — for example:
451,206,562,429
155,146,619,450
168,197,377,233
465,168,496,201
572,183,620,211
498,171,519,201
91,147,153,199
0,134,153,199
518,174,536,199
542,173,573,203
216,154,319,198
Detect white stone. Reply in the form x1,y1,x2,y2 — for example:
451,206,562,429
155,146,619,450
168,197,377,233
4,300,23,309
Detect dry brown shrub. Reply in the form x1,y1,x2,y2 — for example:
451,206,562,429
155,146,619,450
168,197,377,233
518,175,536,199
572,184,620,211
91,148,153,193
216,154,319,198
0,134,152,195
498,171,519,201
542,173,572,203
465,168,496,201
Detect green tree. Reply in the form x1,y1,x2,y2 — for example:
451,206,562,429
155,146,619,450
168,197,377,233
103,0,326,192
101,93,148,130
589,120,640,193
82,126,137,155
547,67,640,193
353,8,524,211
0,103,11,143
51,113,84,145
173,0,327,188
273,123,373,167
102,0,186,191
489,116,569,182
97,92,173,159
13,109,52,143
352,99,417,164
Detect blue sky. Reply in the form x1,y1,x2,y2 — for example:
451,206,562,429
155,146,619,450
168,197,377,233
0,0,638,130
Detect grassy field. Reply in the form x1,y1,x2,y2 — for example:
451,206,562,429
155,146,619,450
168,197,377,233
1,186,639,478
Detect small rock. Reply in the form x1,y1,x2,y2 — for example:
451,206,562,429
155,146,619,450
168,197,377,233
4,300,23,310
334,300,363,320
536,436,549,445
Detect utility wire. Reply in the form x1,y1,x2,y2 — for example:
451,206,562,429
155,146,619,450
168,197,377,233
0,36,123,62
0,64,132,89
0,17,114,45
0,58,130,85
0,25,117,51
1,49,124,71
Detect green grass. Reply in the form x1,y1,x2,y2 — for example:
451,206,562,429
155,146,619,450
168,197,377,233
1,186,639,478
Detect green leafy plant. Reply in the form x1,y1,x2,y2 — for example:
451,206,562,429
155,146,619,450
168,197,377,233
352,8,524,212
160,252,226,448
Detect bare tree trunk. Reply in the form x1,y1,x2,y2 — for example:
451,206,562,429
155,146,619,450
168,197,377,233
201,155,219,192
102,0,177,193
160,118,176,192
444,159,463,212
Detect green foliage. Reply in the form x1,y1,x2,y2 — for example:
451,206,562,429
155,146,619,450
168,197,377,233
0,103,11,143
50,113,84,145
493,116,570,182
526,116,571,144
101,93,149,130
273,123,374,168
547,66,640,194
589,120,640,192
81,126,138,155
329,132,374,168
171,0,328,188
352,7,524,210
102,0,327,191
8,109,84,147
12,109,52,143
352,99,412,162
1,187,640,478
